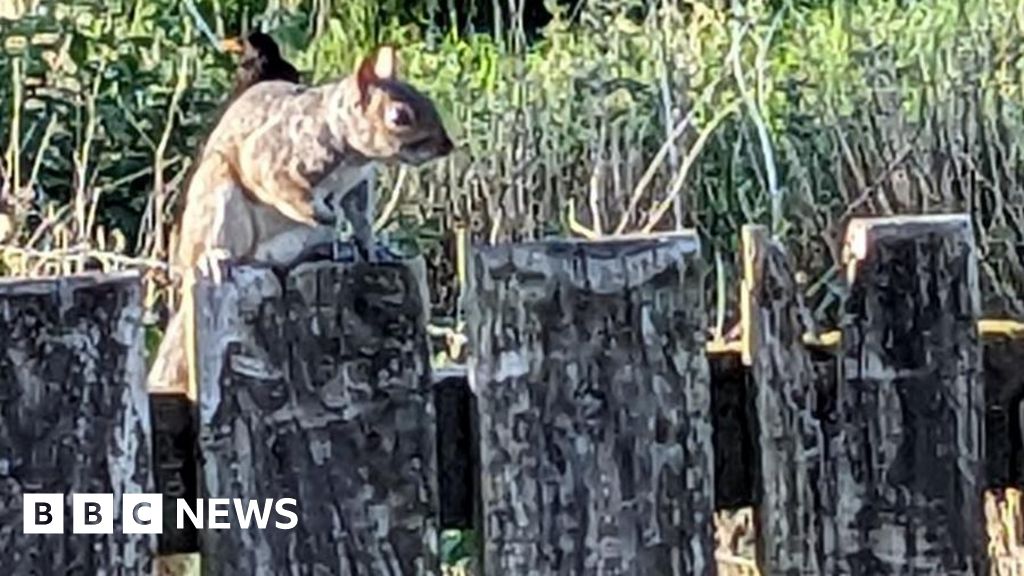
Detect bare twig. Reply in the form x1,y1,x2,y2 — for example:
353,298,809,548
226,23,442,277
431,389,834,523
24,115,58,201
731,5,785,235
135,157,186,257
26,203,71,248
824,98,894,216
182,0,223,50
4,59,23,216
0,244,177,274
642,99,742,233
836,139,918,222
142,52,190,258
117,96,161,152
567,198,600,239
588,115,607,235
488,208,503,245
374,166,409,231
612,91,710,235
655,0,683,228
614,21,749,234
73,66,105,243
0,159,7,205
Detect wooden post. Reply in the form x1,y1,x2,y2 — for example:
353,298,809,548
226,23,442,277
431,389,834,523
468,233,716,575
148,277,201,574
434,367,478,530
982,334,1024,489
743,225,832,574
149,392,199,556
709,351,757,510
837,215,986,574
194,260,438,575
0,272,154,573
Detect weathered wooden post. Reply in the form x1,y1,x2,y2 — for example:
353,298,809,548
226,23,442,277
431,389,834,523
709,351,757,511
468,234,716,575
742,225,832,574
982,331,1024,489
837,215,986,574
194,259,438,575
147,276,201,575
149,386,200,572
0,272,154,573
434,367,478,530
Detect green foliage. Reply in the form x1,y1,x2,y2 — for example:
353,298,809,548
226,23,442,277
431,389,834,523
2,0,1024,326
1,0,232,252
144,321,165,365
440,529,478,569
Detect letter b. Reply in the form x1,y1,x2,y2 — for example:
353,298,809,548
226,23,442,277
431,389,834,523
73,494,113,534
23,494,64,534
37,503,52,525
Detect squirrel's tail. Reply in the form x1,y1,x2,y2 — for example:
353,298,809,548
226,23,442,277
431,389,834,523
147,307,191,397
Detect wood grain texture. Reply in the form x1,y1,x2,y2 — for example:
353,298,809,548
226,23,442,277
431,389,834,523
467,234,715,576
0,271,154,574
838,215,986,574
743,225,832,575
194,260,437,576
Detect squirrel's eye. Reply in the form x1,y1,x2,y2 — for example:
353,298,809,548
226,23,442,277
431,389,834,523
386,105,414,128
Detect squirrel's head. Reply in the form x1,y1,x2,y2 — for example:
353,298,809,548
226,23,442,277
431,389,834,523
341,45,454,165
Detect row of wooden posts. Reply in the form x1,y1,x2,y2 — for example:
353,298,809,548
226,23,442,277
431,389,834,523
0,214,1021,574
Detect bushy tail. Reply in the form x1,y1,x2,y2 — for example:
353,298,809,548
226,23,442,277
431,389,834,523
147,305,191,396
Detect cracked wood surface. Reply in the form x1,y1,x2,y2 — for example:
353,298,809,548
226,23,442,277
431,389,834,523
195,260,437,576
0,271,154,575
836,216,986,575
744,225,833,575
468,234,715,576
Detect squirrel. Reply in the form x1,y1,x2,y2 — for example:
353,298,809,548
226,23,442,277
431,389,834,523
148,45,453,395
164,30,301,274
174,43,452,273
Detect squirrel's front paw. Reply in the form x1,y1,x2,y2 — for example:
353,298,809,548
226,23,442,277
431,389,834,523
196,248,232,285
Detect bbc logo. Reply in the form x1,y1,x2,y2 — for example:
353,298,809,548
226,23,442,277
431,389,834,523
24,494,162,534
23,493,299,534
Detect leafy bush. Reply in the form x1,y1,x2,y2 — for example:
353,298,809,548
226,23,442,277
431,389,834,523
2,0,1023,330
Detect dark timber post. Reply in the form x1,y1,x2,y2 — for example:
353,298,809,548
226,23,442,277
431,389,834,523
837,215,986,574
468,234,716,575
709,351,757,511
434,367,478,530
743,225,833,574
194,260,438,575
147,272,201,574
981,330,1024,489
0,272,154,574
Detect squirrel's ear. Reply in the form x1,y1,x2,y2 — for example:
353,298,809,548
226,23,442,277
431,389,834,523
372,45,398,79
357,45,398,84
356,45,398,107
355,55,374,106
